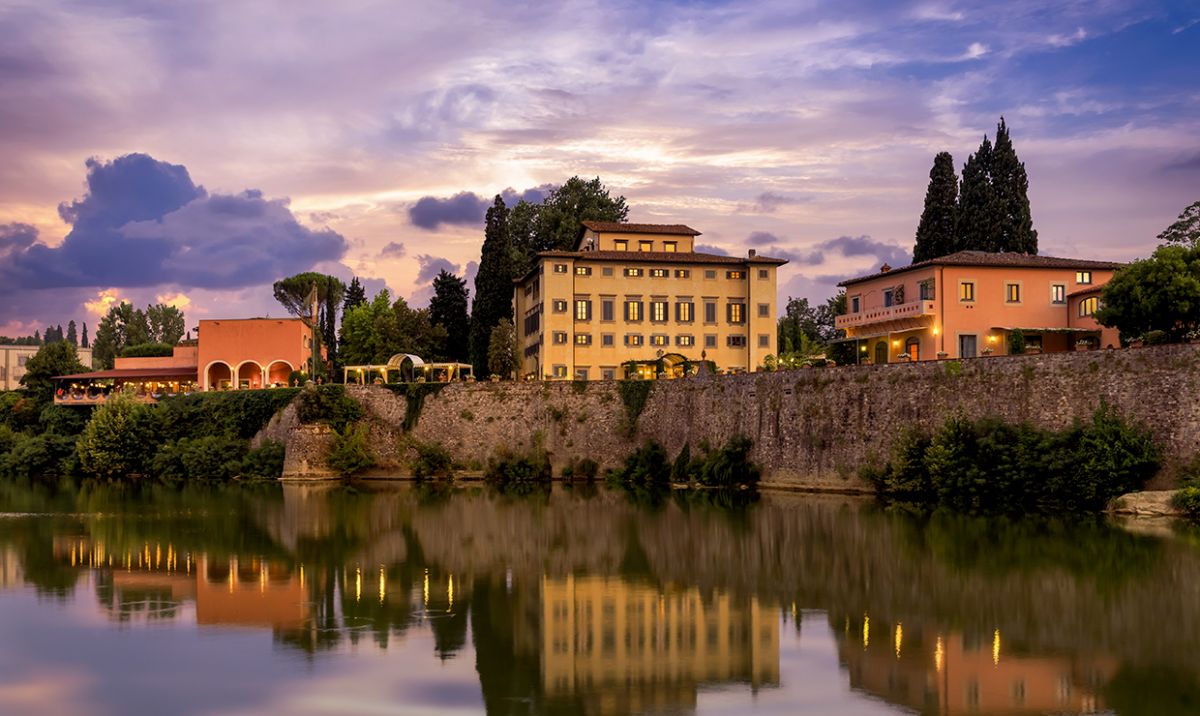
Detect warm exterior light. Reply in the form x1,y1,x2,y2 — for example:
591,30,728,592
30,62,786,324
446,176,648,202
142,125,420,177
892,340,899,347
932,327,939,336
988,334,997,343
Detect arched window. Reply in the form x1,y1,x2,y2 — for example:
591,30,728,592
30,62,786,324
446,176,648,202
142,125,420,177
905,337,920,362
1078,297,1098,317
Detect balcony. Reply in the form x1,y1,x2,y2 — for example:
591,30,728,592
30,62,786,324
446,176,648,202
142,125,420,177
836,300,936,330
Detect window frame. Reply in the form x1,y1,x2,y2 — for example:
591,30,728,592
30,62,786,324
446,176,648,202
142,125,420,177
613,240,628,251
624,300,643,322
553,263,568,274
1005,282,1022,304
1051,283,1066,304
574,299,592,321
1076,271,1093,285
575,266,592,276
959,280,976,303
726,270,745,280
552,299,568,313
624,267,643,278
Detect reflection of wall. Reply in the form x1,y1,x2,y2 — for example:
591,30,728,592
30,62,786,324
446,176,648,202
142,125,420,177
195,556,307,629
541,575,779,715
0,547,22,589
837,615,1115,715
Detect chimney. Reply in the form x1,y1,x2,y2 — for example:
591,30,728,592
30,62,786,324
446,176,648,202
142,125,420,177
880,263,892,273
748,249,757,258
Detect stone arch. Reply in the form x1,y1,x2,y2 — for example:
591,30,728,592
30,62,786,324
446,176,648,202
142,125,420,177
205,361,232,390
266,360,293,387
235,360,264,390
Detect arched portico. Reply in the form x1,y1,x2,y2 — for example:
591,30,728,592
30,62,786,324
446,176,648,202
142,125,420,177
235,361,264,390
266,360,293,387
205,361,232,390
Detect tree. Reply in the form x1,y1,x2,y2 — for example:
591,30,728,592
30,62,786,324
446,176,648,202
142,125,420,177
66,321,78,346
429,270,470,361
914,152,960,262
990,118,1038,254
19,341,88,402
91,302,151,369
338,294,387,367
470,196,513,376
534,176,628,253
487,318,518,379
507,199,541,278
76,391,153,477
81,322,89,348
1096,244,1200,342
146,304,185,344
339,290,449,367
273,272,346,371
1158,201,1200,248
956,136,1002,252
343,277,367,313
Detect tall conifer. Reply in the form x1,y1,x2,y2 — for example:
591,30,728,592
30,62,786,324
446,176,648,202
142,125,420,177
913,152,960,262
990,118,1038,254
67,320,78,346
81,322,89,348
469,196,513,376
956,137,1002,252
429,270,470,362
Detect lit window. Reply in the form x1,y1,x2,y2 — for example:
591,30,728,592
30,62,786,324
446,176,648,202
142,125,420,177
1006,283,1021,303
675,269,690,278
614,240,628,251
727,335,747,347
639,240,653,252
650,268,668,278
553,331,568,344
960,282,976,302
552,365,567,378
624,268,643,277
625,334,644,346
1076,271,1092,285
727,302,745,324
575,334,592,345
624,300,643,322
1078,296,1098,317
650,301,668,322
676,302,694,322
676,335,695,347
553,300,567,312
575,266,592,276
1051,284,1066,304
727,270,745,280
650,335,668,346
553,264,568,274
664,241,677,253
575,299,592,321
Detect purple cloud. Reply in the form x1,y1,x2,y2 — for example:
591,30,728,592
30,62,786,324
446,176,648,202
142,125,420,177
407,184,557,230
415,254,461,283
695,243,729,256
380,241,407,259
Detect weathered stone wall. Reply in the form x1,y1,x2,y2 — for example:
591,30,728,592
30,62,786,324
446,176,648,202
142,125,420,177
281,345,1200,489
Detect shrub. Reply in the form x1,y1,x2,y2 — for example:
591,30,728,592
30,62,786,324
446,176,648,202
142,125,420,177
485,437,551,484
562,457,599,482
694,435,761,488
1009,328,1026,355
861,428,933,500
152,436,248,481
119,342,175,358
296,385,362,432
155,388,300,441
671,444,692,483
39,403,90,436
610,441,671,486
326,423,376,477
242,441,286,480
77,392,156,477
0,433,77,479
1171,487,1200,519
411,440,454,479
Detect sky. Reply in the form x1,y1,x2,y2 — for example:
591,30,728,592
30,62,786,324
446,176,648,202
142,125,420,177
0,0,1197,336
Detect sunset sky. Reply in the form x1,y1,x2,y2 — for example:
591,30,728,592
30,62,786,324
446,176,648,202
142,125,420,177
0,0,1197,336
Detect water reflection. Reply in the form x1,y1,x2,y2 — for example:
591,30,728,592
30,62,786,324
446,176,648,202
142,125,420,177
0,481,1198,715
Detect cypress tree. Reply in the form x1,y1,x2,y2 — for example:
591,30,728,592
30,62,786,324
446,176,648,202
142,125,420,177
81,322,89,348
990,117,1038,254
469,196,513,377
343,277,367,313
956,136,1002,252
913,152,960,262
67,320,78,346
429,269,470,362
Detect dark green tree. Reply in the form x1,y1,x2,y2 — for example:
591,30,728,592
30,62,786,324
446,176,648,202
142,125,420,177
428,270,470,361
66,320,78,346
913,152,960,262
990,118,1038,254
1096,244,1200,342
532,176,628,254
1158,200,1200,248
506,199,541,278
33,330,40,344
91,303,151,369
273,272,346,372
146,304,185,344
81,322,89,348
956,136,1002,252
470,196,513,376
487,318,518,379
343,277,367,313
19,341,89,402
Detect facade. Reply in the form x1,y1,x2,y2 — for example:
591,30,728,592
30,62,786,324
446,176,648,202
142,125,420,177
0,344,93,391
835,251,1122,363
513,221,786,380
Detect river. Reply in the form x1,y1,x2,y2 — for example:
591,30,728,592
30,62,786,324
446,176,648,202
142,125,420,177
0,480,1197,715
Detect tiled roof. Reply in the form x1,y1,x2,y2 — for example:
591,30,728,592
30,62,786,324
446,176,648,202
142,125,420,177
55,366,199,380
540,249,787,265
838,251,1123,286
580,221,702,236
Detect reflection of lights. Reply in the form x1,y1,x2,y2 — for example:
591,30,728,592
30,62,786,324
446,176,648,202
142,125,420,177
260,564,267,594
423,569,429,608
299,564,305,590
993,629,1001,665
863,614,870,649
355,567,362,602
379,567,386,605
448,575,454,612
894,623,903,659
935,636,944,672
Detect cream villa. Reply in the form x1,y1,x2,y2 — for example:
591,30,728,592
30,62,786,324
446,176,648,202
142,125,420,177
513,221,787,380
835,250,1122,363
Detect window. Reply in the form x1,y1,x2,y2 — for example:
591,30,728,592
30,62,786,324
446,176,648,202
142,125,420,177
639,240,653,252
704,301,717,323
704,270,716,279
614,240,628,251
552,365,567,378
575,334,592,345
552,331,567,344
624,300,643,322
575,266,592,276
650,300,668,322
553,263,568,274
650,334,668,346
676,302,694,322
704,334,717,348
727,335,747,347
758,269,769,279
602,267,614,276
524,312,540,335
1078,296,1098,317
851,295,861,313
727,302,745,324
727,270,745,280
650,268,668,278
883,289,894,307
1076,271,1092,285
601,299,615,321
758,303,769,318
601,367,616,380
676,335,695,347
675,269,690,278
575,299,592,321
758,334,770,348
575,367,589,380
959,281,976,302
1006,283,1021,303
919,279,935,301
625,334,644,346
553,299,567,313
664,241,677,252
1051,284,1066,304
601,333,614,347
624,267,643,277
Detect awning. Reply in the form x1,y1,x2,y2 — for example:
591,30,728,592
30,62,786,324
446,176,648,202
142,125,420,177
54,366,199,380
991,326,1098,333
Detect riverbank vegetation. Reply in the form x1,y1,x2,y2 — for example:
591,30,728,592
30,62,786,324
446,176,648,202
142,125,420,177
863,405,1160,513
608,436,762,489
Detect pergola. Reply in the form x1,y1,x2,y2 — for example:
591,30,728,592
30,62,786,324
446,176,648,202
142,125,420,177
343,354,474,384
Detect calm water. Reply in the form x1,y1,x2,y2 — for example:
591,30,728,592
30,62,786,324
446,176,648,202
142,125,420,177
0,481,1198,716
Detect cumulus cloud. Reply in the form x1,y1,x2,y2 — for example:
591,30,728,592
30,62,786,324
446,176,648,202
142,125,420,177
415,254,461,283
747,231,781,246
1163,152,1200,173
380,241,407,258
695,243,729,256
742,193,806,213
791,235,911,270
407,184,556,230
0,223,37,256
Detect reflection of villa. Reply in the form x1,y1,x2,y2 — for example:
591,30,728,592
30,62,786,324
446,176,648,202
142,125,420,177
541,575,779,715
54,317,318,404
836,614,1115,714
